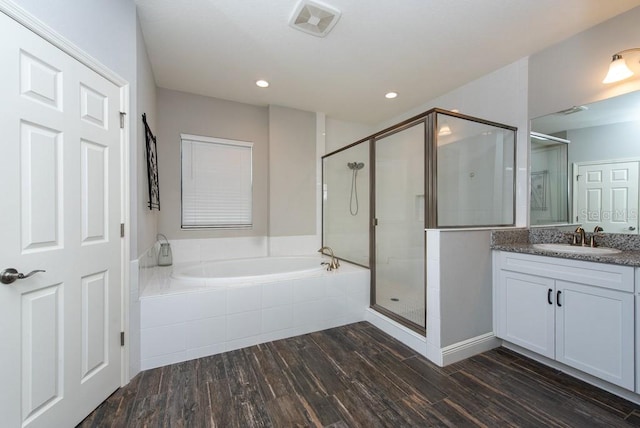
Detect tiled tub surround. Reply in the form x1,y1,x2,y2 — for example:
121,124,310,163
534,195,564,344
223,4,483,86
140,257,370,370
491,228,640,266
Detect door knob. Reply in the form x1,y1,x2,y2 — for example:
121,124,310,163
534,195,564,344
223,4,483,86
629,226,636,231
1,268,45,285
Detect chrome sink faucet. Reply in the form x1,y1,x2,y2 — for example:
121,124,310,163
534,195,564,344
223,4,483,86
574,227,586,246
590,225,604,247
318,246,340,271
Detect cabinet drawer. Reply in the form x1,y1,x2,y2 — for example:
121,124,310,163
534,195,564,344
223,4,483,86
497,251,634,292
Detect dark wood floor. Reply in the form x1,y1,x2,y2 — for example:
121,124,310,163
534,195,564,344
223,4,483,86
79,322,640,427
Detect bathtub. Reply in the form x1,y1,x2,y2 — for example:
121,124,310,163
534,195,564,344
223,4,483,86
171,256,325,283
140,255,370,370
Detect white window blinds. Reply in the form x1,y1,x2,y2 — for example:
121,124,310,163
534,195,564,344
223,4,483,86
181,134,253,228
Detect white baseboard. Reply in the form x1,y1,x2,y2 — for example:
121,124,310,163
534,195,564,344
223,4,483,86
364,309,500,367
364,308,427,356
440,333,501,366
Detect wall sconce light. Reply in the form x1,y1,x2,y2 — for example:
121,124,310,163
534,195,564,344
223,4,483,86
602,48,640,84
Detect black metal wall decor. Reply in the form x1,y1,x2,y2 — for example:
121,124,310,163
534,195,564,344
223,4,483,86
142,113,160,210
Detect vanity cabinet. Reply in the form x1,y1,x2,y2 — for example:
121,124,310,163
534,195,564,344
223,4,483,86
494,251,635,390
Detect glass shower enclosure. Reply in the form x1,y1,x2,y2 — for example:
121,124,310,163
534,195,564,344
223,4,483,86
322,109,516,333
374,121,426,327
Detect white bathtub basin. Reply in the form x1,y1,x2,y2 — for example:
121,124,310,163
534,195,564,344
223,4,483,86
171,256,326,283
532,243,621,255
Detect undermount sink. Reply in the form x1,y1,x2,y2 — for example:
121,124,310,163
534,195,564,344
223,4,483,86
532,243,621,255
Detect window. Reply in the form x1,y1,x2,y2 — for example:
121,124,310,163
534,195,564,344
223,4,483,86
181,134,253,228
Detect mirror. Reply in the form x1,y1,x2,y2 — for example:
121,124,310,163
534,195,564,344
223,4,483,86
530,91,640,233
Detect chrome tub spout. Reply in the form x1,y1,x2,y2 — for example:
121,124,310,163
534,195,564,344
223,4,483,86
318,246,340,271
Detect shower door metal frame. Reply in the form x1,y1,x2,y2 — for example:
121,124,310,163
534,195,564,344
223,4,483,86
370,117,430,334
322,108,518,335
320,139,371,269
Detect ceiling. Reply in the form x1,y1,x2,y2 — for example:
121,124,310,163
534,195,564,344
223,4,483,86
136,0,640,125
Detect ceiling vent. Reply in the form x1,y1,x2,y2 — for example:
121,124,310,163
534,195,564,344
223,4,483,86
289,0,341,37
554,105,589,115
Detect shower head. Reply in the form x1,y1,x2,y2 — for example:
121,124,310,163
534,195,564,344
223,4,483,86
347,162,365,170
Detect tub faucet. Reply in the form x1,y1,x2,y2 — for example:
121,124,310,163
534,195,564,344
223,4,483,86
318,246,340,271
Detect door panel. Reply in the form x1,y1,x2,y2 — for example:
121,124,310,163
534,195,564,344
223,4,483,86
81,271,108,380
21,122,63,251
81,139,108,243
21,284,63,423
0,11,122,428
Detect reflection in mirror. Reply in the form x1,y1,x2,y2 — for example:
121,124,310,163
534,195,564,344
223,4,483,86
530,91,640,233
530,132,569,225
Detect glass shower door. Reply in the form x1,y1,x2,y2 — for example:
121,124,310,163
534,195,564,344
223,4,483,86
373,121,425,330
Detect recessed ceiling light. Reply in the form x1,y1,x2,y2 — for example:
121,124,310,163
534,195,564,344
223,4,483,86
256,80,269,88
385,92,398,99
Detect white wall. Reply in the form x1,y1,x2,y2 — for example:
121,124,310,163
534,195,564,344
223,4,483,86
155,88,269,240
529,6,640,120
136,16,158,257
11,0,136,82
129,14,157,379
568,121,640,165
325,117,373,154
439,230,493,347
268,106,316,237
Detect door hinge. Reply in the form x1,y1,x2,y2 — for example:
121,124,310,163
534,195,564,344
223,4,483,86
372,218,378,226
120,223,125,237
120,331,125,346
119,112,126,129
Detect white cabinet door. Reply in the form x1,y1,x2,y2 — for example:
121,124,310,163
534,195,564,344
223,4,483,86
497,270,555,359
555,281,634,390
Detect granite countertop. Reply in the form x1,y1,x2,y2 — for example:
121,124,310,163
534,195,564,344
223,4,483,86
491,228,640,267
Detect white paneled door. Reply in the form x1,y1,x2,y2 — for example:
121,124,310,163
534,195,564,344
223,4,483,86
575,161,639,234
0,11,122,428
